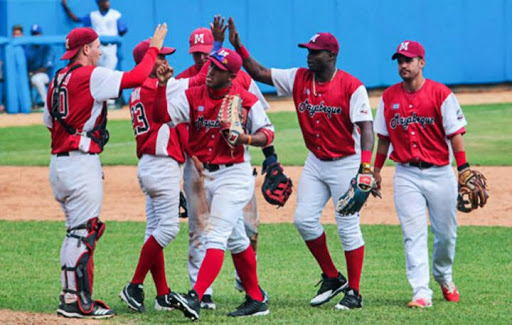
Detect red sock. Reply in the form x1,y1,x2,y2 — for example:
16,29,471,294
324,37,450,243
150,248,169,296
132,236,163,285
193,248,225,300
344,245,364,292
232,246,263,301
305,232,339,278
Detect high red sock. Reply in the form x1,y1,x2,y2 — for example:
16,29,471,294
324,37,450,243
193,248,225,300
132,236,163,285
150,248,169,296
305,232,339,278
344,245,364,292
232,246,263,301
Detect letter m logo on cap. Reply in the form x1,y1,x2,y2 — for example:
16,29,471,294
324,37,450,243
310,34,320,43
399,41,409,51
194,34,204,44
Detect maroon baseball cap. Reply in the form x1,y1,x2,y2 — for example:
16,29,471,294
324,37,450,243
61,27,99,60
209,48,242,74
298,32,339,55
189,27,214,54
392,40,425,60
132,39,176,64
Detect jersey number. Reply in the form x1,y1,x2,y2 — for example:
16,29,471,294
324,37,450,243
53,87,69,118
130,103,149,135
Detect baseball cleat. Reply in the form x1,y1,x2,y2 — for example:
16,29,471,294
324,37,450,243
119,283,145,312
227,294,270,317
440,282,460,302
174,290,200,321
155,291,181,311
57,296,114,319
407,297,432,308
310,272,348,306
200,294,216,310
334,288,363,310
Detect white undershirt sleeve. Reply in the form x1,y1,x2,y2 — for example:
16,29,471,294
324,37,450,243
270,68,299,97
89,67,123,102
374,97,389,137
441,93,467,136
165,78,191,125
349,85,373,123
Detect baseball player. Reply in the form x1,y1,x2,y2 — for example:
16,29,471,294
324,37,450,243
43,24,168,319
62,0,128,70
118,39,185,313
373,41,467,308
176,21,273,310
228,18,374,310
155,47,274,320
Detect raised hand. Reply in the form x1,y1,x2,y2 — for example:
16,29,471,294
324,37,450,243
228,17,242,48
149,23,168,50
156,64,174,86
210,15,227,43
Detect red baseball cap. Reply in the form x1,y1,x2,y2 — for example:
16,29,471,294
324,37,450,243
209,48,242,74
392,40,425,60
61,27,99,60
189,27,214,54
132,39,176,64
298,32,339,55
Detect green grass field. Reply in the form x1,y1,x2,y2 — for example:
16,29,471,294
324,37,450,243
0,221,511,324
1,103,512,166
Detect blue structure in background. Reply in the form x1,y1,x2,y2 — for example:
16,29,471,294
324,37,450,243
1,0,511,113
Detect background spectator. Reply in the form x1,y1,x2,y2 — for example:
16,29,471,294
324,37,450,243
12,24,23,37
25,24,54,109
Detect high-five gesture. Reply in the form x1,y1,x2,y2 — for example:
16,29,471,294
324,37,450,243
210,15,227,43
149,23,168,50
228,17,242,49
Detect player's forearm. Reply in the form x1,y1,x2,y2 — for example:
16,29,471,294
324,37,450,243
120,47,158,89
241,129,273,147
241,56,273,86
373,137,390,172
61,3,81,22
357,121,375,153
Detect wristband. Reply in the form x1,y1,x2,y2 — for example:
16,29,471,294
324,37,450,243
454,151,467,168
262,145,276,158
374,152,387,169
361,150,372,164
247,135,252,145
236,45,250,61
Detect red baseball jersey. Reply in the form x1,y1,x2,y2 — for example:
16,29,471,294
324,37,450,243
176,65,200,79
129,78,185,162
158,81,274,164
43,65,123,154
374,79,467,166
271,67,372,160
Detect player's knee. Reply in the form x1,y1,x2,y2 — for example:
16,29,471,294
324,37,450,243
294,217,323,241
153,223,180,247
227,236,250,254
337,223,364,251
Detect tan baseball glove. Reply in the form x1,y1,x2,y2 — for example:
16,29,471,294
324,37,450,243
218,94,244,148
457,167,489,213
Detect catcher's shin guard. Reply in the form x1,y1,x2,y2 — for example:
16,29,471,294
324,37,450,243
61,217,106,315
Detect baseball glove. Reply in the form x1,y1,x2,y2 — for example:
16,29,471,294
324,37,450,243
336,173,376,216
218,94,244,148
261,157,293,207
457,167,489,213
179,191,188,218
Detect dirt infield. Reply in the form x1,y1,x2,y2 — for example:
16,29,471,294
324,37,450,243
0,310,100,325
0,166,508,226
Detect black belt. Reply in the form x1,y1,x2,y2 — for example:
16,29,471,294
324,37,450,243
409,162,435,169
203,162,234,172
57,152,97,157
319,157,343,162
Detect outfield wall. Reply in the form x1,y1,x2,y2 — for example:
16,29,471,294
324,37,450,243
1,0,511,92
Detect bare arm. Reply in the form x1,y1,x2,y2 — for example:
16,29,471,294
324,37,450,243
228,17,273,85
450,133,465,153
61,0,81,23
356,121,375,153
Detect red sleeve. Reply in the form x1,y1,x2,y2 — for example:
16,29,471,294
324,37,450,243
154,84,170,123
120,47,158,89
188,61,210,88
